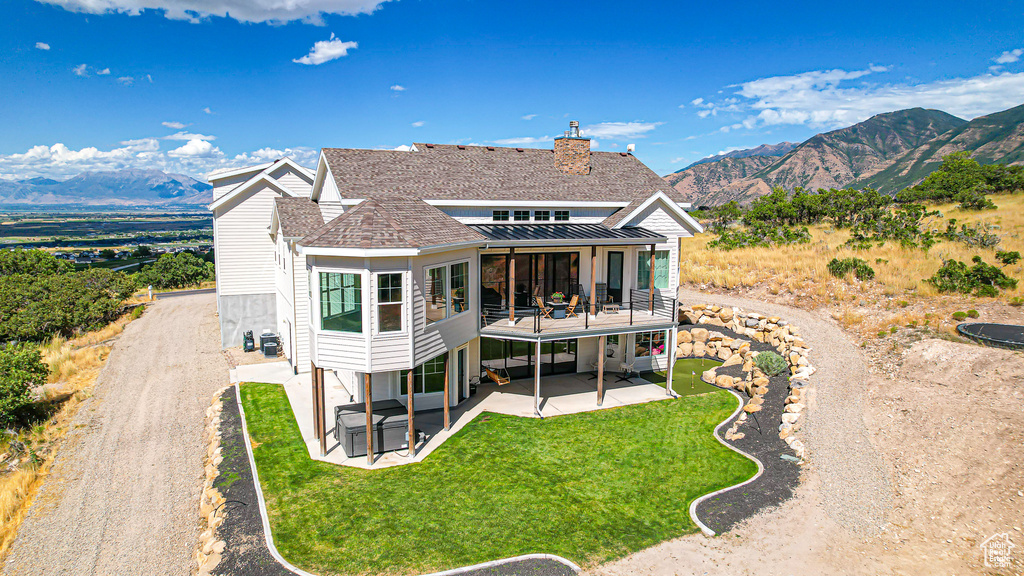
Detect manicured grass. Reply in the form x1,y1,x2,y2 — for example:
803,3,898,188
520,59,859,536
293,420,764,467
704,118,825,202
240,383,755,575
641,358,724,397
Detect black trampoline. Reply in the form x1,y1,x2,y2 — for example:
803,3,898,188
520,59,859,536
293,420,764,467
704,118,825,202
956,322,1024,350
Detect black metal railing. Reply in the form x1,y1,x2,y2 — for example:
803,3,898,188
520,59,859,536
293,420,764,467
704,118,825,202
481,289,676,335
628,289,677,326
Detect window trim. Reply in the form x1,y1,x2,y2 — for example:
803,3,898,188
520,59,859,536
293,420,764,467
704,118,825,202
533,210,550,221
318,269,365,334
512,210,530,222
637,249,670,290
374,271,406,335
492,210,510,221
423,259,471,327
635,330,667,358
553,210,570,221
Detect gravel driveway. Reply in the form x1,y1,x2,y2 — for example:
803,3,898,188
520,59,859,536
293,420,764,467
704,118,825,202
4,294,227,576
676,289,892,534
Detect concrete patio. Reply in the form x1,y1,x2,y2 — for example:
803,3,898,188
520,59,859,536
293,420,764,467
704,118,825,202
236,361,673,469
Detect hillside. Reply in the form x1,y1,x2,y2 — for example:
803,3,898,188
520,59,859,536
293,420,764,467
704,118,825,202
667,107,977,206
0,170,212,207
852,102,1024,193
678,142,798,171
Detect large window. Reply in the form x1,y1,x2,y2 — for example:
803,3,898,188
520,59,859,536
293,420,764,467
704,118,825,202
320,272,362,332
401,352,449,395
635,331,666,357
376,273,403,333
637,250,669,289
426,262,469,324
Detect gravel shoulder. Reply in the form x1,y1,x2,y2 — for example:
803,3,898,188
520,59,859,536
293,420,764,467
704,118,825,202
4,294,228,576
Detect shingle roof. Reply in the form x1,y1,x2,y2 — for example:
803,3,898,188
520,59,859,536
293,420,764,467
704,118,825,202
320,144,684,204
601,197,645,227
301,197,486,249
274,197,324,238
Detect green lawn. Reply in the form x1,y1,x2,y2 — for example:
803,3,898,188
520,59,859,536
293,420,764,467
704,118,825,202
641,358,724,397
239,382,755,576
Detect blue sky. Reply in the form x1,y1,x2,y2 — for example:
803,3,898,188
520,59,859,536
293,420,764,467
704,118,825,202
1,0,1023,181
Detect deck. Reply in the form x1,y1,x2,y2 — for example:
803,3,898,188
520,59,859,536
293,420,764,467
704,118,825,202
480,306,677,340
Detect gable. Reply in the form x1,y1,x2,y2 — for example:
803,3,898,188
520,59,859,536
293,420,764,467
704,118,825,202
626,204,692,237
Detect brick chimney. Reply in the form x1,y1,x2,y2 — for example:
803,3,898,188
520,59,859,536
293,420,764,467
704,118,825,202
553,120,591,175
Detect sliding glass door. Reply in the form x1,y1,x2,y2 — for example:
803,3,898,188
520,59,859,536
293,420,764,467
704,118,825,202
481,251,580,310
481,337,578,380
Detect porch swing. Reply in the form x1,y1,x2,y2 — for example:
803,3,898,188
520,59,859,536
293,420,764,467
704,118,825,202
483,366,511,386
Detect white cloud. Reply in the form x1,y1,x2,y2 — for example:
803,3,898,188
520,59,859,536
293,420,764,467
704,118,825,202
698,64,1024,131
97,68,111,75
521,114,537,120
162,121,188,129
994,48,1023,65
292,33,357,65
690,98,704,106
73,64,88,77
34,0,392,24
146,74,153,83
393,144,412,151
0,138,320,181
202,107,213,114
117,76,134,85
35,42,50,50
390,84,405,91
163,131,216,141
168,139,220,158
580,121,662,140
491,135,553,146
411,121,424,127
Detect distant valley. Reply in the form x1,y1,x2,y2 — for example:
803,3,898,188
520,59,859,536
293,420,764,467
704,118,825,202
0,169,212,208
665,102,1024,206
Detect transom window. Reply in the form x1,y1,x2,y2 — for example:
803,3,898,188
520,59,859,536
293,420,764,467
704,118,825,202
533,210,550,221
635,331,666,357
320,272,362,332
554,210,570,221
376,273,403,333
513,210,530,221
401,351,449,395
426,261,470,324
492,210,510,221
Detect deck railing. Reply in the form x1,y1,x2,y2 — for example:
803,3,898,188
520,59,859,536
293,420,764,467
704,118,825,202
480,289,676,335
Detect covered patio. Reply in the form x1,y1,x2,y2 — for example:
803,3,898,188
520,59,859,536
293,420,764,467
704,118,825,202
278,368,674,469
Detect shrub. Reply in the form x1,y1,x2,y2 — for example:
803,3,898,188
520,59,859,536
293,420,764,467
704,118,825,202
996,250,1021,266
926,256,1019,297
951,311,967,321
845,204,938,251
754,351,788,377
898,300,910,308
1010,297,1023,307
137,252,215,289
0,250,72,275
130,305,145,320
708,223,812,251
828,257,876,281
0,344,48,426
877,330,887,338
967,309,980,318
940,219,1000,248
896,152,1022,204
890,326,898,334
955,186,997,210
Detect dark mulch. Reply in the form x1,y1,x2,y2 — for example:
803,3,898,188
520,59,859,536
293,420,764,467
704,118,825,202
215,387,577,576
690,325,803,534
214,387,294,576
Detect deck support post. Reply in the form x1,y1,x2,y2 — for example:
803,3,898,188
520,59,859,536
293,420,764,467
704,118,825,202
407,369,416,458
310,361,319,441
364,373,373,466
597,334,606,406
666,326,676,397
443,356,451,431
311,362,326,457
589,245,598,317
534,339,543,418
508,247,516,325
648,243,656,314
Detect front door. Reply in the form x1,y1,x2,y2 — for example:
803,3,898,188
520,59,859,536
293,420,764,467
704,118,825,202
607,251,623,303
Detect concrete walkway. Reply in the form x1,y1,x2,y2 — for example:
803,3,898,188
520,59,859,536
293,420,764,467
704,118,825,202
4,294,228,576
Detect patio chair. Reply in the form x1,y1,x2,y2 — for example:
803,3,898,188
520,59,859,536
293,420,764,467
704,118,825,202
588,358,600,380
535,296,553,319
566,294,580,318
616,360,637,383
483,366,510,386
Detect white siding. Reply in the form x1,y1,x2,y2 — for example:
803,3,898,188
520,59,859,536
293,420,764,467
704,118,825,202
319,201,344,222
270,165,314,197
313,331,368,371
625,204,693,238
412,248,478,365
275,234,293,362
292,249,311,371
213,183,281,297
211,172,252,201
367,259,413,372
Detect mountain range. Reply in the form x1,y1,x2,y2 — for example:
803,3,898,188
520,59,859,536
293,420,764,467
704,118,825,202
0,170,212,207
665,102,1024,206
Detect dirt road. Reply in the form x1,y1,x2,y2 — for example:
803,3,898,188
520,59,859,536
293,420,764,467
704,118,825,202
4,294,227,576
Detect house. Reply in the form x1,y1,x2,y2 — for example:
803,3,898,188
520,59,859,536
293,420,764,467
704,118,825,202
210,122,703,463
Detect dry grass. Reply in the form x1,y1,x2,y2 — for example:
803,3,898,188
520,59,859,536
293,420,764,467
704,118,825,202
680,194,1024,338
0,305,146,560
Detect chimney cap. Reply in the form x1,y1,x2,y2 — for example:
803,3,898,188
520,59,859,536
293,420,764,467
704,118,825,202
556,120,588,140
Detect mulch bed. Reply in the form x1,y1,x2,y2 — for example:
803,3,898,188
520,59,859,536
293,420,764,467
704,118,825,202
215,387,576,576
690,325,803,534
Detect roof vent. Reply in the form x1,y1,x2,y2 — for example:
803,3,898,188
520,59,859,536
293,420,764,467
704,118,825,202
568,120,581,138
486,146,495,151
515,148,524,152
425,143,434,148
457,145,466,150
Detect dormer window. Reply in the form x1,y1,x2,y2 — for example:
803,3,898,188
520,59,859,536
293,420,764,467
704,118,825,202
492,210,509,221
554,210,570,221
533,210,550,221
513,210,530,222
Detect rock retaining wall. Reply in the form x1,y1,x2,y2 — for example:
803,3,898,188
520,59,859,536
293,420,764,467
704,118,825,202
677,304,815,459
196,386,230,576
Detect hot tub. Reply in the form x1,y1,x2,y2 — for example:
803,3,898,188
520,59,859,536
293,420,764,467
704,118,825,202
334,400,417,458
